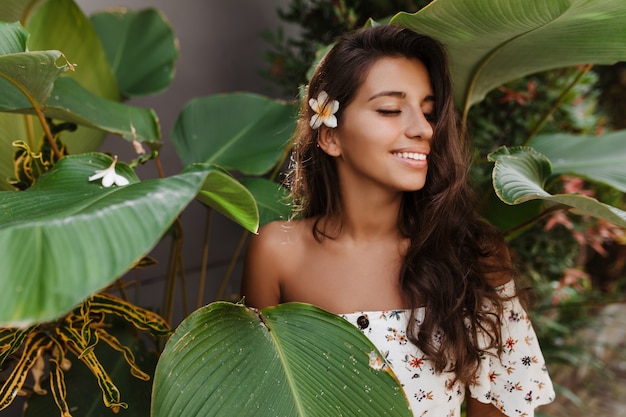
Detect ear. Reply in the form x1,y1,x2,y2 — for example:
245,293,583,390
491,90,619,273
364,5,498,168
317,127,342,157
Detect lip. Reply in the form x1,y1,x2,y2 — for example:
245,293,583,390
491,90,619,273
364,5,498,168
391,146,430,155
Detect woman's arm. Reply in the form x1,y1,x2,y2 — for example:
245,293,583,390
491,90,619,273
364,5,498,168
466,397,507,417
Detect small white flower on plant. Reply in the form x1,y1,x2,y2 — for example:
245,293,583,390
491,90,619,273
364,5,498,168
89,155,129,187
309,90,339,129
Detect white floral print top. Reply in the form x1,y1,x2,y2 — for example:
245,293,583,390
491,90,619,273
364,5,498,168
341,281,555,417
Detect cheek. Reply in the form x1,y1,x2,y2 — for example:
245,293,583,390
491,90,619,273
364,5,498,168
342,113,389,140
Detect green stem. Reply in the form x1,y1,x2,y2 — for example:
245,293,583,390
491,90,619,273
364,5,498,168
215,232,249,301
178,249,189,318
154,154,166,178
523,65,593,147
162,219,184,325
196,208,212,309
24,115,35,149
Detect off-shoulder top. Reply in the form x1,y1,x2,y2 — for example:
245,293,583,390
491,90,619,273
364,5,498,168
341,280,555,417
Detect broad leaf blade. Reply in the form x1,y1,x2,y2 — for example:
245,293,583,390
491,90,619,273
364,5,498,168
44,77,161,143
152,302,411,417
0,21,28,54
26,0,118,101
241,177,291,226
24,0,120,156
0,22,67,109
0,0,45,23
0,154,209,327
392,0,626,113
529,130,626,193
171,93,296,175
90,8,178,98
0,76,161,143
488,146,626,227
196,167,259,233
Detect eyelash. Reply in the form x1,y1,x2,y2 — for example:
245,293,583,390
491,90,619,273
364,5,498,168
377,109,400,115
377,109,437,122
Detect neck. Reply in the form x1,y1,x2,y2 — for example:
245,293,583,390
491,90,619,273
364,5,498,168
332,186,403,242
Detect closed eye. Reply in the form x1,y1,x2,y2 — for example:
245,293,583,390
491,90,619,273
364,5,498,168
377,109,401,115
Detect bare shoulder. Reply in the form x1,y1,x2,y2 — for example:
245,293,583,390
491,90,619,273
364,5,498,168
241,219,312,309
248,219,311,258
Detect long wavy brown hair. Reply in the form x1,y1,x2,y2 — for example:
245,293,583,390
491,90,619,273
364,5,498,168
286,24,512,385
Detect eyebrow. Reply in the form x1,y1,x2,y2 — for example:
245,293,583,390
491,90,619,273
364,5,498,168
368,91,405,101
368,90,436,103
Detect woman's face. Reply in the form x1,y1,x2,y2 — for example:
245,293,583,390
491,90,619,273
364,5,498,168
323,56,435,195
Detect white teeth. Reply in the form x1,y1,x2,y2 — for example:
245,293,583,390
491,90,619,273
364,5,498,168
394,152,427,161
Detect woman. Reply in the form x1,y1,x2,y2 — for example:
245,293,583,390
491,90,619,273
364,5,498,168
241,24,554,417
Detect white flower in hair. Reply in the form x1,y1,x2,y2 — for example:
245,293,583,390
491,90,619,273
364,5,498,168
309,90,339,129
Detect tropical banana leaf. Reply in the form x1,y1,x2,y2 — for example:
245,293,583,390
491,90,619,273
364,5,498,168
392,0,626,118
0,154,210,327
0,22,66,191
25,0,118,101
0,22,66,110
529,130,626,193
171,93,297,175
43,77,160,142
0,0,44,24
90,8,178,98
196,167,259,233
1,77,160,143
152,302,411,417
241,177,292,226
0,1,162,189
488,146,626,227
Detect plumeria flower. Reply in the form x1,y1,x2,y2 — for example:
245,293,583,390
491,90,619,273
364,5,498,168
309,90,339,129
88,155,130,187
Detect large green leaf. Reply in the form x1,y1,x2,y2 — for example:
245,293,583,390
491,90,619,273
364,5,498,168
25,0,117,101
392,0,626,116
171,93,296,175
529,130,626,193
0,20,27,54
23,0,121,156
0,22,68,191
0,0,45,23
1,77,160,142
488,146,626,227
196,167,259,233
0,22,67,110
152,302,411,417
90,8,178,98
0,1,147,189
44,77,160,142
241,177,292,226
0,154,209,327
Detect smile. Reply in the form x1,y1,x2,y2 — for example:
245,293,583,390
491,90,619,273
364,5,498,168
392,152,427,161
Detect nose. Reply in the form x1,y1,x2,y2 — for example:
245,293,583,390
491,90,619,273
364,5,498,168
405,111,434,141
